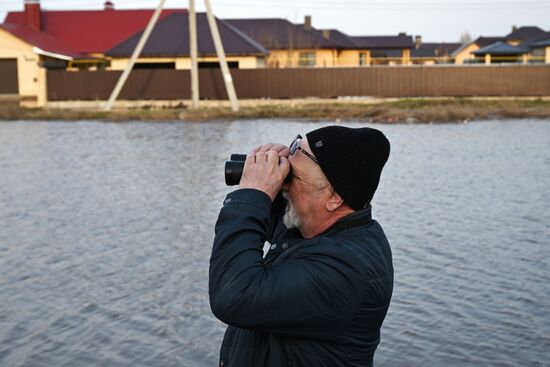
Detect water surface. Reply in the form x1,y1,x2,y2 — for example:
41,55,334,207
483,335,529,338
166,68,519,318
0,119,549,366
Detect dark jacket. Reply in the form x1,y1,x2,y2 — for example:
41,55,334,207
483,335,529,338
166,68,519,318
209,189,393,367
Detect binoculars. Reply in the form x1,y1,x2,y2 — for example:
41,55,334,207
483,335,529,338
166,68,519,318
224,154,247,186
225,153,294,186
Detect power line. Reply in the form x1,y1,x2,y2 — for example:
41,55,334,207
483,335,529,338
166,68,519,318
1,0,548,9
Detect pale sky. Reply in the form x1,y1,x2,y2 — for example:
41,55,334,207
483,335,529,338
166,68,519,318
1,0,549,42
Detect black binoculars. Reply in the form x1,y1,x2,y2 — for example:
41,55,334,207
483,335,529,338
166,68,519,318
225,153,294,186
225,154,247,186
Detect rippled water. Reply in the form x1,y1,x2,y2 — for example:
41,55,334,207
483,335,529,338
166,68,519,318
1,119,549,367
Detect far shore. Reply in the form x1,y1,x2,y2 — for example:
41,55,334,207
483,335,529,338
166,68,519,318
2,97,550,123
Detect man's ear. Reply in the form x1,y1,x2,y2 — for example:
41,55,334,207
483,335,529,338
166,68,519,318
325,188,344,212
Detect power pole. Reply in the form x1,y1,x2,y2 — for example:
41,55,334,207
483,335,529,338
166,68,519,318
189,0,199,108
104,0,167,111
204,0,239,112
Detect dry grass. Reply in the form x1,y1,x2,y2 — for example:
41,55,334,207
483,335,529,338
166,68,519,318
2,98,550,123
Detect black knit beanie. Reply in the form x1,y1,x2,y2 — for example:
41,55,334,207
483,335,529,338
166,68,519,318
306,126,390,210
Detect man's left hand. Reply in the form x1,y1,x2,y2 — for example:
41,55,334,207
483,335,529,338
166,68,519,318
239,144,290,201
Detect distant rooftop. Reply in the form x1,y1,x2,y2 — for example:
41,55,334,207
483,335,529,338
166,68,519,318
352,34,415,49
224,18,340,50
505,26,547,41
472,42,530,56
107,13,268,57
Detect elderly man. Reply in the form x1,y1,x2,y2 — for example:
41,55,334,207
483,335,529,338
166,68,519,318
209,126,393,367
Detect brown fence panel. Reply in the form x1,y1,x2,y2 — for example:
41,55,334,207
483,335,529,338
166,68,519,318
47,70,191,100
47,65,550,101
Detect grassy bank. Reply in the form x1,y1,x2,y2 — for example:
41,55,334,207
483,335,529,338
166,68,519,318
2,97,550,123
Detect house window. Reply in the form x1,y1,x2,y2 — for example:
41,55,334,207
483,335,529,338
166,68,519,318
198,61,239,69
134,62,175,69
359,52,367,66
298,52,316,67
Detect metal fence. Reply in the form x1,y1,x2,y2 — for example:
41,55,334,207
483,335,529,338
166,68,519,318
46,65,550,101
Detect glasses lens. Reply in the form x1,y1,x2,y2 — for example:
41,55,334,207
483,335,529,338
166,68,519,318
289,134,301,156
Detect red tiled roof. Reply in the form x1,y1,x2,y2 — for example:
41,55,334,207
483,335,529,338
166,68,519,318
5,8,186,54
0,22,87,59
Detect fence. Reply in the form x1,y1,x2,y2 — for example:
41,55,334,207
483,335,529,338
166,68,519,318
46,65,550,101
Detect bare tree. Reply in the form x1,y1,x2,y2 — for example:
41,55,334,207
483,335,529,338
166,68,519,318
460,31,472,44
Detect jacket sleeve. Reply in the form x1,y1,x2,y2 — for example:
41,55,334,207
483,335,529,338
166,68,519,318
209,189,367,339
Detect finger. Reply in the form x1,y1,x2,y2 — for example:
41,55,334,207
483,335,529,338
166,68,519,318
278,147,290,158
270,144,288,153
266,150,279,166
279,156,291,176
250,145,263,154
255,151,267,163
246,151,256,165
259,143,275,153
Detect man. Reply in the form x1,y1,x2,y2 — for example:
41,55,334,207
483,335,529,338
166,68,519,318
209,126,393,367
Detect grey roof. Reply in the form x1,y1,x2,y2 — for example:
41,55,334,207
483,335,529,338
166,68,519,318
313,29,363,49
532,33,550,47
224,18,340,49
474,36,506,47
107,13,268,57
472,42,530,56
411,43,462,57
519,31,550,48
505,26,547,41
352,35,414,49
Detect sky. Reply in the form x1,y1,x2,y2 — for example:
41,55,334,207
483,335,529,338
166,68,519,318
0,0,549,42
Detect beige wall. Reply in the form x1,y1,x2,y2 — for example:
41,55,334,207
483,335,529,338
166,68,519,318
454,43,479,64
402,49,411,64
0,29,46,106
546,47,550,64
336,50,371,66
266,49,338,68
109,55,262,70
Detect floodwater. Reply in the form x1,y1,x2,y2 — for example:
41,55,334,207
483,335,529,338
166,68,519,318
0,119,549,367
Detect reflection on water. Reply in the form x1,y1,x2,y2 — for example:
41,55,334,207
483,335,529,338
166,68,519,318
0,119,549,366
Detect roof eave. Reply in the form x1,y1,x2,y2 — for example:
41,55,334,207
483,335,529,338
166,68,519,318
32,46,73,61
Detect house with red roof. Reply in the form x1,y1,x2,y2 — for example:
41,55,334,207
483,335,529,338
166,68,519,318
0,0,185,105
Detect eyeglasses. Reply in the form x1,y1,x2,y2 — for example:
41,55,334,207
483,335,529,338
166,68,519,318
289,134,319,165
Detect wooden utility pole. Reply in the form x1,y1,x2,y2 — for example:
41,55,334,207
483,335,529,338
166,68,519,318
189,0,199,108
204,0,239,112
104,0,167,111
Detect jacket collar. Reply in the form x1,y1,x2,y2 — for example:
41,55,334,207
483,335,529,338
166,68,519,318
322,204,373,236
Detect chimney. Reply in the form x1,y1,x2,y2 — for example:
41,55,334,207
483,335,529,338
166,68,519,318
304,15,312,30
415,35,422,49
104,1,115,10
512,24,518,32
24,0,41,31
322,30,330,39
398,32,406,37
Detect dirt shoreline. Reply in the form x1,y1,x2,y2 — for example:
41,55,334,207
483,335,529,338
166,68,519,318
2,97,550,123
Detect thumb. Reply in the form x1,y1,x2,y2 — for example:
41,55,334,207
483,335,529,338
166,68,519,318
279,156,290,175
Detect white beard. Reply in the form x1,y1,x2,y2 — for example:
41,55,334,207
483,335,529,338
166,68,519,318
282,191,303,229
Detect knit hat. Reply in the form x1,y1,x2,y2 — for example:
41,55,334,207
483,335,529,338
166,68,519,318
306,126,390,210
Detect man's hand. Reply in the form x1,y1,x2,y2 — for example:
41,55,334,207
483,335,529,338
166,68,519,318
239,143,290,201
